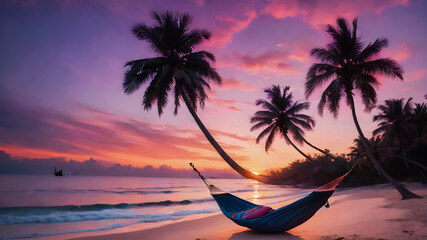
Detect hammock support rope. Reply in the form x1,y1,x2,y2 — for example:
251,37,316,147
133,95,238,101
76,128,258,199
190,162,356,233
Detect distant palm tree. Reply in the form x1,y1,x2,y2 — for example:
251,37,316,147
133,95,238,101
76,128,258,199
250,85,337,176
373,98,414,148
349,137,384,176
305,18,420,199
411,102,427,139
123,11,266,182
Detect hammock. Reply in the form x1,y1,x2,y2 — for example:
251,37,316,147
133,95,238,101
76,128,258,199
190,163,350,233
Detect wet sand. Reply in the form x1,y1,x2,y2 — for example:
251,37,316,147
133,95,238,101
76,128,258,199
70,183,427,240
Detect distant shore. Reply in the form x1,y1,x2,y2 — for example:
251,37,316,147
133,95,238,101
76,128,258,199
67,183,427,240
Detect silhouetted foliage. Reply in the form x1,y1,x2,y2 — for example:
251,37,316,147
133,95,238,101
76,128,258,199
268,98,427,187
303,17,422,199
124,11,221,116
268,153,349,186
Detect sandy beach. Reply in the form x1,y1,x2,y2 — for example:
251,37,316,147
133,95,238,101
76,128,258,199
68,183,427,240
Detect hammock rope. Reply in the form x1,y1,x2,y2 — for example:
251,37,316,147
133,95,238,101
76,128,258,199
189,161,359,233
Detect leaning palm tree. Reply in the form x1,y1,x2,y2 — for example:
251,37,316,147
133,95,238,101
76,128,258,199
305,17,420,199
250,85,337,176
373,98,414,148
123,11,267,182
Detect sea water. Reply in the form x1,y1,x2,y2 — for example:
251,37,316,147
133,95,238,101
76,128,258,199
0,174,306,239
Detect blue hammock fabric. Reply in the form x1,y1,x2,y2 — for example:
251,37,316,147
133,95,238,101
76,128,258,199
212,190,334,233
189,162,347,233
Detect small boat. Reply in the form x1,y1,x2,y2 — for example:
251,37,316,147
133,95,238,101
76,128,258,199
53,167,63,176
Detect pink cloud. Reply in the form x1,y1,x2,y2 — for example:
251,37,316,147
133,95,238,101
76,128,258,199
0,99,255,167
261,0,411,30
218,50,297,75
189,0,205,6
204,9,257,48
288,44,312,63
401,69,427,83
219,77,255,91
413,70,427,80
207,98,252,112
382,43,414,62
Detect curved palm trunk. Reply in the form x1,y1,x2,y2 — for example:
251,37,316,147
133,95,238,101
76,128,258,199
392,154,427,173
302,138,340,161
283,134,337,178
181,94,270,183
348,95,421,199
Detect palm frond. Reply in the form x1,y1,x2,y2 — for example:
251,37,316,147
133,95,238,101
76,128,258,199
310,47,340,64
142,73,160,110
123,57,166,94
360,58,404,80
264,125,278,152
255,124,275,144
250,116,273,125
286,101,310,115
155,66,174,116
357,38,388,61
173,84,181,115
305,63,337,97
286,123,305,144
318,79,343,118
289,117,314,131
250,121,273,131
255,99,279,114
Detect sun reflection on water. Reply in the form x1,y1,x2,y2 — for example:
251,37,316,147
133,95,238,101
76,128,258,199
252,182,260,204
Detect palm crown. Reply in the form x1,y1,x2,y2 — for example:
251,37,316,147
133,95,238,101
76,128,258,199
373,98,414,147
123,11,221,116
250,85,315,152
349,136,383,160
306,18,403,118
411,103,427,137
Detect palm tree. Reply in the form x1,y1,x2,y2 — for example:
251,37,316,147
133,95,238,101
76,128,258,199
411,102,427,139
349,137,386,179
305,17,421,199
373,98,414,148
250,85,337,177
123,11,267,182
372,98,427,172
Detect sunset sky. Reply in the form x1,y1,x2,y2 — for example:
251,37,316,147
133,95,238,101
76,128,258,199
0,0,426,173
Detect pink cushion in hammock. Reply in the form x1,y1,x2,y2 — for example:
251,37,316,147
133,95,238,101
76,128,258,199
232,205,273,220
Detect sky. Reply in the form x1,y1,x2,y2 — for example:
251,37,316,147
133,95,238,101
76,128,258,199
0,0,426,174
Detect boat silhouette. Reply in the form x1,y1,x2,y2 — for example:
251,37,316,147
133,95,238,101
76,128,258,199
53,166,63,176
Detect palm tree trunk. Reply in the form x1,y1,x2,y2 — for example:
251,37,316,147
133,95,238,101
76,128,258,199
284,134,314,162
302,137,340,161
181,93,270,183
283,134,337,178
393,154,427,173
348,95,421,199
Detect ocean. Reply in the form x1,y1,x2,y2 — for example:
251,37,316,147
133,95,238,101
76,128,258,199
0,174,307,239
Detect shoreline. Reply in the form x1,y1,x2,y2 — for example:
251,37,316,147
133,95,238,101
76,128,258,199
65,182,427,240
